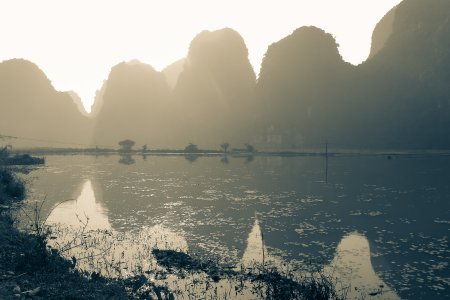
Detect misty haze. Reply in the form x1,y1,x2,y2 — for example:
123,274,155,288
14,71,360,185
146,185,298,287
0,0,449,299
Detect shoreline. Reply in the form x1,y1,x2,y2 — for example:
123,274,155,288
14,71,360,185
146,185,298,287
11,147,450,158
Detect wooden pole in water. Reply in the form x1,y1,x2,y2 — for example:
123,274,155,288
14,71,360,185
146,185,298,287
325,141,329,183
261,226,265,270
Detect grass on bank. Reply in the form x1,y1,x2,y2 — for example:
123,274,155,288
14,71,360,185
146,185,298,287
0,167,137,299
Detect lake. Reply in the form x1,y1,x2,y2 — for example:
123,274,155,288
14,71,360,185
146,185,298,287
22,154,449,299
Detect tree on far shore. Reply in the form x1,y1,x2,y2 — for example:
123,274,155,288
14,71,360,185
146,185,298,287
184,143,199,153
118,139,135,152
220,143,230,153
245,143,256,153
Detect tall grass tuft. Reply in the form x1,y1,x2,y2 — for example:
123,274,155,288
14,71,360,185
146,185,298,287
0,167,26,202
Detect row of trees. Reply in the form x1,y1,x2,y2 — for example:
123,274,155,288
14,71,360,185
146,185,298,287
117,140,255,153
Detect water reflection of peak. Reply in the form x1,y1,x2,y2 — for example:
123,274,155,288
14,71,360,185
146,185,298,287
240,217,284,270
241,219,399,299
46,179,111,230
324,233,400,300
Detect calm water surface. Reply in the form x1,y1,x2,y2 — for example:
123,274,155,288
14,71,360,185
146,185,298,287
23,154,449,299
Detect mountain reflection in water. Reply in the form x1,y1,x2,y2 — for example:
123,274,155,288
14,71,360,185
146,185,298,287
241,218,400,299
240,217,283,270
46,179,188,278
324,233,400,300
46,180,111,230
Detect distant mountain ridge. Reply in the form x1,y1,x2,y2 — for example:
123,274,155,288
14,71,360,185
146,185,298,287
67,91,89,116
255,26,354,149
1,0,449,150
0,59,91,148
171,28,256,147
354,0,450,149
369,6,397,59
255,0,450,149
162,58,185,89
92,60,171,148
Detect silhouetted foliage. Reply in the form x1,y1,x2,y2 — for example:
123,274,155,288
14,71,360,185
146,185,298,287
245,143,256,153
151,249,343,300
0,146,10,158
0,146,44,166
118,139,135,152
220,142,230,153
184,143,199,153
152,249,214,272
0,168,25,201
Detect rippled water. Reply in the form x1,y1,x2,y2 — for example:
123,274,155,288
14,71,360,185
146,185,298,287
23,154,449,299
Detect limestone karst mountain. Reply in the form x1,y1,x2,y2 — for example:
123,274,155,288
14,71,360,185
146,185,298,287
92,60,171,148
255,26,354,149
255,0,450,150
368,6,397,60
172,28,256,148
90,80,108,118
67,91,89,117
356,0,450,149
162,58,185,89
91,29,256,149
0,59,91,148
2,0,449,150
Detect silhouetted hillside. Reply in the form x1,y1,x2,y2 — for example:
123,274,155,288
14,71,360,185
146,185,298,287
90,80,108,117
369,6,397,59
355,0,450,149
162,58,185,89
255,26,354,149
92,60,171,148
0,59,92,148
256,0,450,150
2,0,449,151
67,91,89,117
172,28,256,148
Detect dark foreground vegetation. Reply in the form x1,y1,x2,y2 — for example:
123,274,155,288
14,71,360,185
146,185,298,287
152,249,343,300
0,167,133,299
0,160,344,299
0,147,44,166
1,162,162,298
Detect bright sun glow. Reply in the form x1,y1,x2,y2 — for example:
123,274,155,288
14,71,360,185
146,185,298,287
0,0,402,112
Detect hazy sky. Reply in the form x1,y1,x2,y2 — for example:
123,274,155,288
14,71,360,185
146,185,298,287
1,0,401,112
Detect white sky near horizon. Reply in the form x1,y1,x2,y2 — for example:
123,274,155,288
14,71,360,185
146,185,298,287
0,0,402,112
